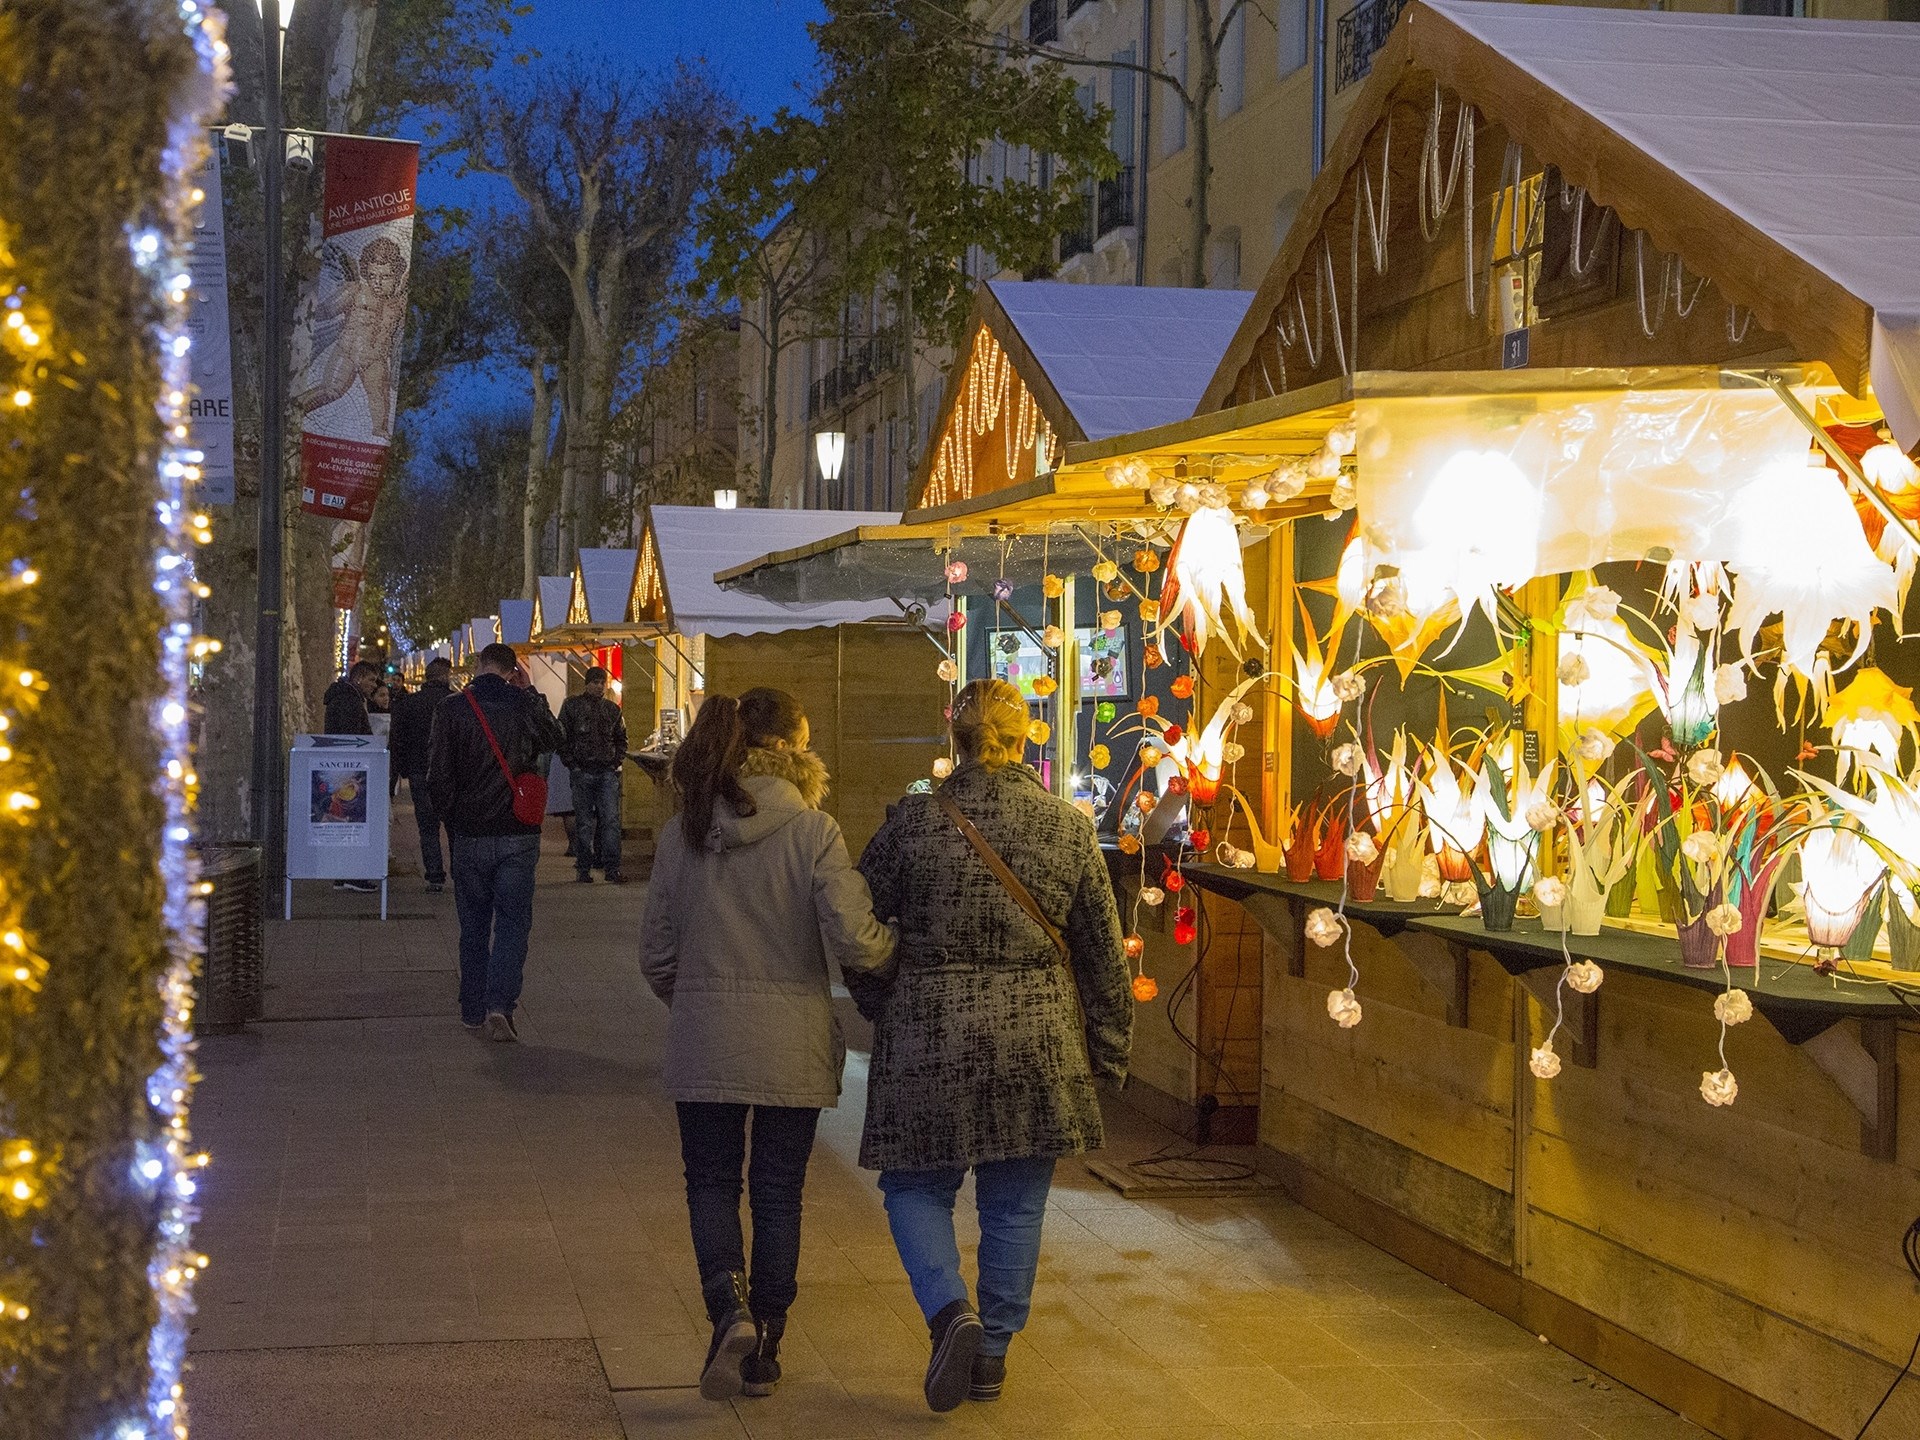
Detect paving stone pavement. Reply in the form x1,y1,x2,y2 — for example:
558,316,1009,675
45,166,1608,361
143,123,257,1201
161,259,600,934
185,805,1712,1439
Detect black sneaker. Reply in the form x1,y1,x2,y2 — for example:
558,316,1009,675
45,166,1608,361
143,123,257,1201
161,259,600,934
968,1352,1005,1402
574,872,594,884
699,1272,755,1402
740,1315,784,1398
461,1018,484,1035
923,1299,983,1413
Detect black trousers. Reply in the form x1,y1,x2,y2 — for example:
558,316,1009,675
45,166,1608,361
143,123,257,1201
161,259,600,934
676,1101,821,1321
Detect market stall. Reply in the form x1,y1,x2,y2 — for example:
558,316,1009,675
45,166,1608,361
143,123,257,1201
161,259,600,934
632,505,945,855
714,6,1920,1433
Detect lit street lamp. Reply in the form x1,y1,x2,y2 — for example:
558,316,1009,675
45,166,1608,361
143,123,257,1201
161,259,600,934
815,430,845,506
712,488,739,510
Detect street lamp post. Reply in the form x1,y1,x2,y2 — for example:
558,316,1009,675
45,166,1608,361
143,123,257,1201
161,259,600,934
249,0,292,883
814,430,846,508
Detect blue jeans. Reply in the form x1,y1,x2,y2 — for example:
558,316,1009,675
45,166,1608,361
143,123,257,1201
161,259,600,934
879,1156,1057,1357
677,1102,820,1320
569,768,622,877
409,774,446,883
449,832,540,1024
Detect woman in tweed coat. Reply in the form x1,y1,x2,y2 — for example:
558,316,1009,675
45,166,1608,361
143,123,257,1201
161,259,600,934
853,678,1131,1412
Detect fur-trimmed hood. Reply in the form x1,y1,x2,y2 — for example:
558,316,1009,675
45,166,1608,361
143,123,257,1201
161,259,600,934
738,745,830,810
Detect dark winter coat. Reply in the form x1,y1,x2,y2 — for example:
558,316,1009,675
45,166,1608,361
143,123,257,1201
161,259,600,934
852,762,1131,1172
558,692,629,774
641,747,895,1107
426,672,564,837
390,678,450,777
322,677,371,735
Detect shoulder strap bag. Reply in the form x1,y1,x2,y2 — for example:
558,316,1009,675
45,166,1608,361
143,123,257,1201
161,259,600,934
935,787,1094,1069
467,690,548,827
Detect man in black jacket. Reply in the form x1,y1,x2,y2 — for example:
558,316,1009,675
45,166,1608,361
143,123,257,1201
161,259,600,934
428,642,564,1040
323,660,379,734
391,657,453,891
557,665,630,884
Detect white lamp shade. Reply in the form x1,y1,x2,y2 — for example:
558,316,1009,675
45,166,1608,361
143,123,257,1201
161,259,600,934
815,431,846,482
712,489,739,510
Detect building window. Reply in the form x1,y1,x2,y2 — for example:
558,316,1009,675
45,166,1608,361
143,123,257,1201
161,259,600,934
1160,1,1187,156
1207,226,1242,289
1274,188,1305,251
1217,5,1246,116
1736,0,1802,12
1276,0,1309,76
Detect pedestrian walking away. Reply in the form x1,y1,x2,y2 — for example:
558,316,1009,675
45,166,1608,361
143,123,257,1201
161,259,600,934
852,678,1132,1413
640,687,896,1403
322,658,379,735
557,664,629,883
427,641,563,1041
391,656,453,891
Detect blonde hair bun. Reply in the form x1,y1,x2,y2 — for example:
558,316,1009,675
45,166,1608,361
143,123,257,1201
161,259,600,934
951,678,1030,769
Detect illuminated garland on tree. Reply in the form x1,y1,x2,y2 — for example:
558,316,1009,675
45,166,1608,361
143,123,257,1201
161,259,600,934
0,3,229,1436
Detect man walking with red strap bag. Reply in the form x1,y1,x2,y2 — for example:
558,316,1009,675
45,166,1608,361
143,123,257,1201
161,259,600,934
427,642,565,1040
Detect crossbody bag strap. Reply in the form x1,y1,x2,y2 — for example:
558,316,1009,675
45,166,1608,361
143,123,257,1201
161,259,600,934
465,689,516,785
935,789,1068,959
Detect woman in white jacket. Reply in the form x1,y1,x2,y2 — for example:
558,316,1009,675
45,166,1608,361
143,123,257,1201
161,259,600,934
641,688,895,1402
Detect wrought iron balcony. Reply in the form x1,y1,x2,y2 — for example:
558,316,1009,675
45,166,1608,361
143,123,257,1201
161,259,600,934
1335,0,1411,93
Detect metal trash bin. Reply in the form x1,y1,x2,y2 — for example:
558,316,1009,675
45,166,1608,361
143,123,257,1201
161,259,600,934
196,841,264,1032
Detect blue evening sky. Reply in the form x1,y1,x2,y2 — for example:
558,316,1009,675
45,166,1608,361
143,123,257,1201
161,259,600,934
410,0,825,442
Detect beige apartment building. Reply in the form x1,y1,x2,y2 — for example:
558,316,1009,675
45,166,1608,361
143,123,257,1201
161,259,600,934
740,0,1917,512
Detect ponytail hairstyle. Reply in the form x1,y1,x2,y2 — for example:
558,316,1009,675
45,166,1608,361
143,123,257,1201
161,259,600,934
737,686,807,750
950,678,1031,770
672,694,755,846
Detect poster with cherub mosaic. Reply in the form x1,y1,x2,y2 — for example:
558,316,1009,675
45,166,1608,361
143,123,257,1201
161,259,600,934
295,137,418,523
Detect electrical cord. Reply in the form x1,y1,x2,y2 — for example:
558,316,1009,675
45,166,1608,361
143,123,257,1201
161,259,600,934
1854,1214,1920,1437
1124,893,1260,1187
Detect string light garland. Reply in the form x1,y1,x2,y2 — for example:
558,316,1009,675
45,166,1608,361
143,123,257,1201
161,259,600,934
0,2,228,1435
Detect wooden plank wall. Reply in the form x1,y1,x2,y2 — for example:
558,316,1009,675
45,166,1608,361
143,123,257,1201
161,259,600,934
1223,105,1794,410
703,625,947,861
1258,900,1920,1437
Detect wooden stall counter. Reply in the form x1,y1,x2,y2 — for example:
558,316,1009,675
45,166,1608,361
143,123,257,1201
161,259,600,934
1183,864,1920,1440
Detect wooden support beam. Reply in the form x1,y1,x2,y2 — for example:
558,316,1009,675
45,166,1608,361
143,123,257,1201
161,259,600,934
1517,966,1601,1069
1801,1019,1900,1160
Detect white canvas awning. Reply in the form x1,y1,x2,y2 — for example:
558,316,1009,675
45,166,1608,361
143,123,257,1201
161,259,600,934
496,598,534,646
645,506,926,638
532,576,571,639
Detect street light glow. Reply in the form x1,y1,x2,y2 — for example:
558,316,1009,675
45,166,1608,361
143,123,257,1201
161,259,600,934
252,0,296,24
814,430,846,483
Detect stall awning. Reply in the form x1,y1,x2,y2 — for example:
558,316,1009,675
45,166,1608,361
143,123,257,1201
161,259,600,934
496,598,534,647
911,280,1256,516
643,505,925,636
531,575,570,640
1202,1,1920,447
723,366,1823,606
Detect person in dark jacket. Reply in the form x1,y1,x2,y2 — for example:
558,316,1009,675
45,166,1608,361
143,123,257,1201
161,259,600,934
322,660,379,735
853,678,1131,1412
557,665,630,883
392,658,454,891
428,642,564,1040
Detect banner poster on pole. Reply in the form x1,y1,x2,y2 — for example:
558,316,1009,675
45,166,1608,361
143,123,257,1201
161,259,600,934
188,149,236,504
330,517,369,609
294,136,419,524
